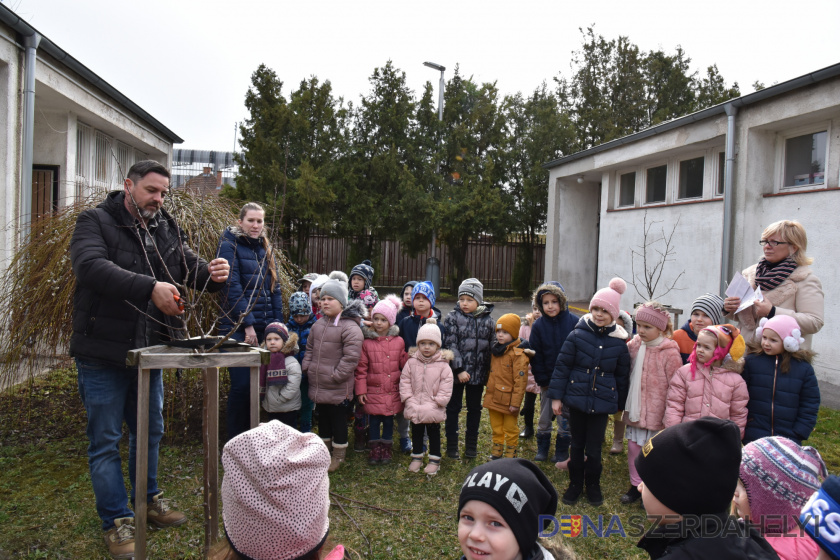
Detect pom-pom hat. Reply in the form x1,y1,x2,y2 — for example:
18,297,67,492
371,295,401,326
350,260,374,289
222,421,331,560
756,316,805,352
319,279,348,309
590,277,626,320
417,320,442,347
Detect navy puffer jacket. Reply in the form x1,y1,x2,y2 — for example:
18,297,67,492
443,303,495,384
217,227,284,334
742,352,820,444
529,282,579,387
398,306,447,352
287,313,317,364
548,315,631,415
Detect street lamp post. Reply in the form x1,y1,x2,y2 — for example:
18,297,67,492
423,61,445,298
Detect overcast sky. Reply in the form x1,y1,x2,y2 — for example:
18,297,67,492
10,0,840,151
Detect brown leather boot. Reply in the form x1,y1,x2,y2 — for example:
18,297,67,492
329,443,347,473
147,491,187,528
103,517,135,559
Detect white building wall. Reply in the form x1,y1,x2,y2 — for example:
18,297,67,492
547,76,840,384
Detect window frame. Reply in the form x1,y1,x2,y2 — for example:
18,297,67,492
616,169,638,208
643,162,669,206
775,122,831,193
676,155,705,201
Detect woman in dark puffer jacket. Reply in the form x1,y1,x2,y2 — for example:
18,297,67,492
218,202,284,439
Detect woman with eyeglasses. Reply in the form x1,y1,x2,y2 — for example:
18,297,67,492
723,220,824,349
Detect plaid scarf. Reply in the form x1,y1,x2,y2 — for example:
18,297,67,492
754,257,797,291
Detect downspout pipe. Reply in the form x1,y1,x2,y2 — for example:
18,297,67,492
21,31,41,240
720,103,737,295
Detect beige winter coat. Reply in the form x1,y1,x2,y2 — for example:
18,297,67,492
731,264,824,350
302,299,365,405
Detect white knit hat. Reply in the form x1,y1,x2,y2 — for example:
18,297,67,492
222,421,331,560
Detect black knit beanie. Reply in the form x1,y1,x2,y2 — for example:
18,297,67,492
635,417,741,515
458,458,558,557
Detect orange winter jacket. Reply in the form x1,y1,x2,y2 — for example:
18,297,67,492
483,339,534,415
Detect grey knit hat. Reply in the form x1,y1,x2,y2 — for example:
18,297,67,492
691,293,724,325
458,278,484,304
319,279,348,308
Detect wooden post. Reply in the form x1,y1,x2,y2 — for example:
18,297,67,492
203,367,220,553
135,367,151,560
125,342,269,560
249,366,260,428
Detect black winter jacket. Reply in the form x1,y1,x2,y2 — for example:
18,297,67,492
398,307,447,352
637,515,780,560
442,304,495,385
217,226,284,335
70,191,222,368
529,282,579,387
548,315,631,415
742,352,820,444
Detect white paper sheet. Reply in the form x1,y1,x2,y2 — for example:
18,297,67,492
725,272,764,314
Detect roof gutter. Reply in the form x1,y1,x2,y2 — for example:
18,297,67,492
543,61,840,170
0,4,183,144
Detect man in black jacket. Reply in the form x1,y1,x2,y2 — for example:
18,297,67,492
70,160,229,559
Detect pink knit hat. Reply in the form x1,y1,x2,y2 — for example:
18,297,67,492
589,277,626,320
634,303,669,332
740,436,827,535
222,421,331,560
755,316,806,352
370,294,401,326
417,320,442,347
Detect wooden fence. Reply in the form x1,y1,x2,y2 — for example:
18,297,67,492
301,234,545,291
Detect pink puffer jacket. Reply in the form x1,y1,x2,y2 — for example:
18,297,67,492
354,325,408,417
302,299,365,405
664,359,749,438
622,336,683,431
399,349,454,424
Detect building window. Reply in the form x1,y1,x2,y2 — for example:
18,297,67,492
678,156,704,199
784,130,827,188
619,172,635,206
716,152,725,196
646,165,667,204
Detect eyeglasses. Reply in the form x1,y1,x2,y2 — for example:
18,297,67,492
759,240,789,248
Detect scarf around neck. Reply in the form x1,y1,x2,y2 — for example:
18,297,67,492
754,256,797,291
626,335,664,423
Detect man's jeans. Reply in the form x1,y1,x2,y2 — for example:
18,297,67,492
76,359,163,530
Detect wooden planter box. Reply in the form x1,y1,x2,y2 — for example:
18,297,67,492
125,340,269,559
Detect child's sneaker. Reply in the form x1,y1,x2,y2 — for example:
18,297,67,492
489,443,504,461
424,456,441,476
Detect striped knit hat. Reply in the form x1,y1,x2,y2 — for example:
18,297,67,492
741,436,827,535
691,293,724,326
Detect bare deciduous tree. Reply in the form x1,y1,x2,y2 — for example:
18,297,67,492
625,211,685,302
